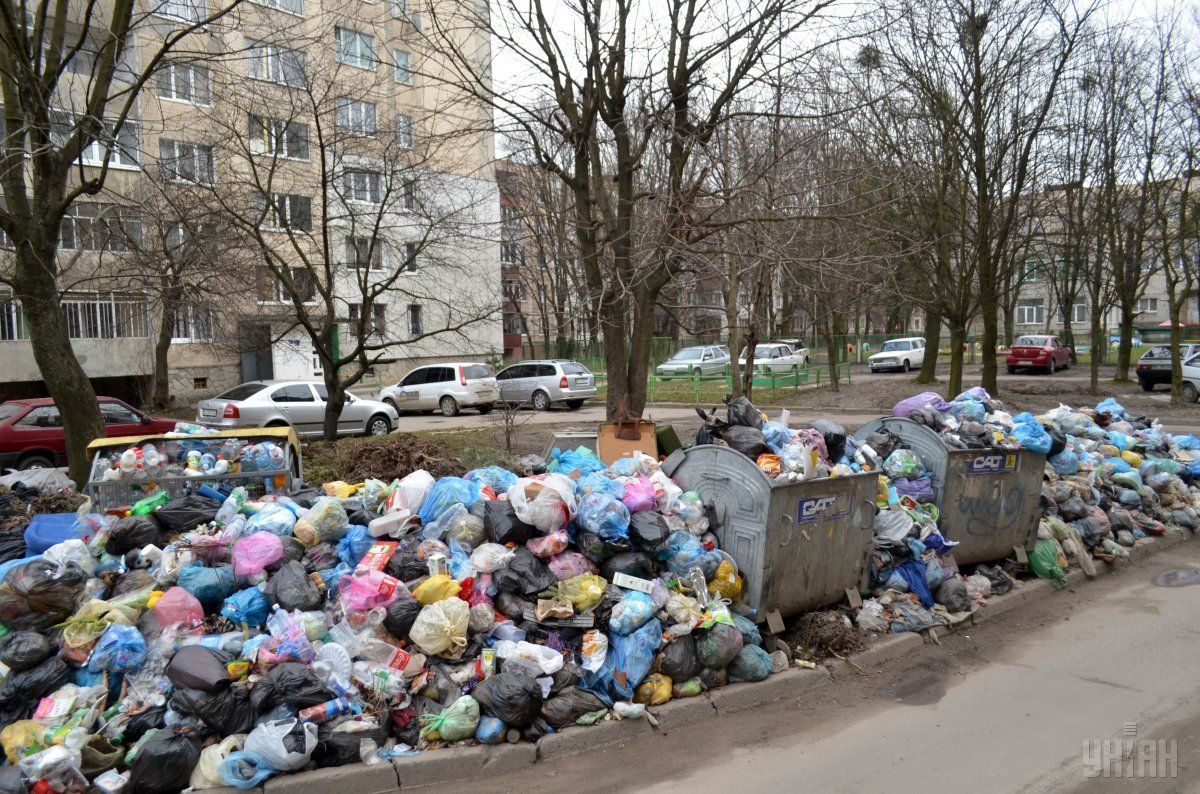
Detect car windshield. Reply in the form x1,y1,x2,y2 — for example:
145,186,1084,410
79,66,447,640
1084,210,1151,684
217,383,265,401
0,404,25,424
670,348,704,361
739,345,778,358
1014,336,1049,347
1186,354,1200,367
561,362,589,374
463,365,493,379
881,340,910,352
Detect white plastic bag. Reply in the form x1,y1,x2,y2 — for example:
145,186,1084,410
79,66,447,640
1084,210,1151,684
191,734,245,790
873,509,914,542
649,471,682,513
385,470,436,514
409,598,470,658
494,639,564,675
44,539,96,577
245,719,316,772
506,474,578,533
470,543,514,573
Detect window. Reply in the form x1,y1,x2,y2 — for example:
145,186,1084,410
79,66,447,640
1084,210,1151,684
348,303,387,334
156,62,211,104
58,115,140,168
1057,302,1087,324
0,293,26,341
1137,298,1159,314
60,204,142,252
334,27,376,69
401,178,416,210
245,39,306,87
408,304,422,335
248,115,309,159
193,377,208,389
251,0,303,14
502,313,521,334
155,0,203,22
159,139,215,184
345,236,383,270
1016,298,1045,326
1021,260,1045,281
101,401,142,424
336,98,378,136
390,0,407,17
395,114,413,149
402,241,418,272
500,241,525,266
60,294,150,338
258,267,316,302
259,193,312,231
172,304,213,342
342,169,382,202
16,406,62,429
271,384,314,402
502,277,525,300
394,49,412,84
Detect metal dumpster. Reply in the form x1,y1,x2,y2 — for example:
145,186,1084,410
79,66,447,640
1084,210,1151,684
661,445,877,620
852,417,1045,565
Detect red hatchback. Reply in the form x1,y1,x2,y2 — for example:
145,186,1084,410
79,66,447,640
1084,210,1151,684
0,397,176,471
1006,334,1072,374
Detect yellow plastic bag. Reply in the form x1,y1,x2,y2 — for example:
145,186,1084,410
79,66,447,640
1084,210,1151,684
1121,451,1143,469
409,598,470,657
413,574,462,606
59,598,137,649
539,573,606,612
1097,444,1119,459
633,673,672,705
321,481,360,499
708,559,743,601
1,720,44,764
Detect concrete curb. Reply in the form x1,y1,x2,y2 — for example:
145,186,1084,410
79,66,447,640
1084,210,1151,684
279,530,1195,790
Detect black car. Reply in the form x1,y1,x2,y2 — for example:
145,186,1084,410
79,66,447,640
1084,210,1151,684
1136,344,1200,391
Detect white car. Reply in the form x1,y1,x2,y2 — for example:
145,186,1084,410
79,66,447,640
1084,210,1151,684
737,342,810,373
869,337,926,373
1182,352,1200,403
656,345,730,376
378,363,498,417
197,381,399,437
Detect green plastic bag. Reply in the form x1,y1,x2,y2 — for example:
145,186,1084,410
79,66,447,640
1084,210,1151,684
419,696,480,742
1029,539,1067,590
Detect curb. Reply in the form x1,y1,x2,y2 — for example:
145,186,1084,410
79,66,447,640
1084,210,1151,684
394,742,537,788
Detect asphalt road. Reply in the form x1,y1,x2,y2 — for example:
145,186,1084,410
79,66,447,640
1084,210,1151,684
482,541,1200,793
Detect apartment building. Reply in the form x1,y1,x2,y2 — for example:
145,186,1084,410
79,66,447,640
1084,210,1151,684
0,0,501,405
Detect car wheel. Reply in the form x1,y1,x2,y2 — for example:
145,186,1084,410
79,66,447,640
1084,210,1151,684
17,453,54,470
477,403,494,415
439,396,460,417
566,399,585,410
532,391,551,411
1007,366,1017,374
1140,379,1154,392
384,398,401,414
902,359,910,373
366,414,391,436
1183,383,1199,403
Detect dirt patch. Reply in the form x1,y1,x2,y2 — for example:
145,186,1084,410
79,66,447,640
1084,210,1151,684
784,609,866,661
305,433,464,483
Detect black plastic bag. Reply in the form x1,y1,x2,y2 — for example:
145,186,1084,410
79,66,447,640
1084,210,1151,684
722,426,772,460
153,493,221,534
628,513,669,555
385,553,429,583
1045,424,1067,457
0,558,87,631
600,551,655,582
934,578,970,613
0,766,25,794
0,656,69,725
494,590,534,621
484,500,537,545
1058,493,1087,522
265,560,321,611
166,646,231,693
808,419,847,463
250,662,331,712
656,635,701,681
124,705,166,744
541,687,607,728
347,507,381,527
865,429,902,461
695,622,744,670
0,532,26,565
128,727,200,794
575,530,630,564
302,543,339,573
589,585,624,628
171,686,257,735
494,547,556,596
268,537,306,574
287,488,324,509
471,666,543,728
0,630,51,671
314,720,388,768
725,395,764,429
108,515,162,555
112,568,156,597
383,597,422,641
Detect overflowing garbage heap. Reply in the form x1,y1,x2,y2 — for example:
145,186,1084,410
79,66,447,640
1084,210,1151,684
0,443,781,793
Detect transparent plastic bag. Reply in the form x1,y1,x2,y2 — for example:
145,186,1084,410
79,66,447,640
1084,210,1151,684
506,475,577,533
620,478,657,513
409,597,470,657
294,498,349,547
191,734,245,791
418,695,479,741
577,493,630,541
470,543,515,573
244,719,316,772
384,470,436,514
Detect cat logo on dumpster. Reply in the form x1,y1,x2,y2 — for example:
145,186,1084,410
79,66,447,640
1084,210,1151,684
796,495,848,523
966,453,1019,475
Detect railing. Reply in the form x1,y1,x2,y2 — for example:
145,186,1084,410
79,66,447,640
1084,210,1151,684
593,362,852,404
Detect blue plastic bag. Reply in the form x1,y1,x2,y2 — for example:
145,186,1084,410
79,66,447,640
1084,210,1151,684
1173,434,1200,451
88,624,147,673
1011,415,1052,454
761,422,793,449
576,492,631,541
1096,397,1126,417
607,458,645,478
246,504,297,536
955,386,991,402
316,563,352,595
948,400,985,423
1048,450,1079,475
1106,431,1129,452
464,466,518,493
418,477,481,524
1104,457,1132,473
726,644,772,683
581,618,662,705
548,446,606,478
1187,460,1200,478
337,525,373,568
474,715,506,744
221,586,272,628
608,590,657,635
177,563,235,605
575,472,625,500
447,538,475,580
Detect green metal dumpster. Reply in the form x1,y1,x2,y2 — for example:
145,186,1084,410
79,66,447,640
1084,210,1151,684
852,417,1045,565
661,445,877,620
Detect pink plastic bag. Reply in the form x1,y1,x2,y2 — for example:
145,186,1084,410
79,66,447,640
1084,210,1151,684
548,551,598,581
341,569,407,612
621,477,657,513
233,531,285,577
153,586,204,628
526,529,569,559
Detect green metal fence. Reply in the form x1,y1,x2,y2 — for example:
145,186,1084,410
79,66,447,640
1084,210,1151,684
591,362,851,404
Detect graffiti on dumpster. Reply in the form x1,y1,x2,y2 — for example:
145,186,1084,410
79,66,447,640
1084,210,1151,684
956,484,1026,537
796,495,848,524
966,453,1019,475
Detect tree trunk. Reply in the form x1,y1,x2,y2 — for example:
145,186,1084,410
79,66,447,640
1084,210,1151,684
1002,302,1015,347
13,241,104,486
1115,307,1135,381
916,308,941,384
979,285,999,395
1088,300,1102,395
823,329,839,392
322,375,347,442
1062,319,1076,365
1169,299,1184,407
947,322,966,397
152,299,177,410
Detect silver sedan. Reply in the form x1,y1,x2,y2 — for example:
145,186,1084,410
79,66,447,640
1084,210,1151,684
656,345,730,376
196,380,399,437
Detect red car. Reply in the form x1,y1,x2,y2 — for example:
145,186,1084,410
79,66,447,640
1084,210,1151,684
1006,334,1072,374
0,397,176,470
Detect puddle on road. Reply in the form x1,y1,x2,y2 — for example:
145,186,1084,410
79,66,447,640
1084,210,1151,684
883,668,947,706
1152,569,1200,588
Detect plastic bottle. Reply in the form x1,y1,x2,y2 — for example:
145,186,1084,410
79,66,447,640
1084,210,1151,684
210,456,230,475
118,449,137,476
199,452,216,473
185,450,202,475
298,696,358,724
196,631,245,655
214,487,247,527
253,444,272,473
367,512,412,538
130,491,169,516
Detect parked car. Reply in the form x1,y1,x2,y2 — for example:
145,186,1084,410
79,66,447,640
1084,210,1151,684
737,342,810,373
656,345,730,376
495,360,597,410
1181,352,1200,403
1136,344,1200,391
197,381,398,437
1006,335,1072,374
0,397,176,470
378,363,498,417
868,337,926,373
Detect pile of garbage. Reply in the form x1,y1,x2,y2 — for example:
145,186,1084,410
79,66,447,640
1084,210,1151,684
0,447,784,793
695,397,852,480
89,437,288,482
